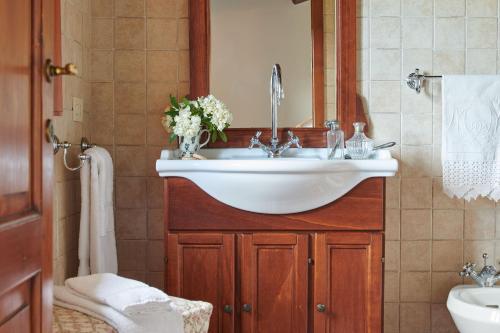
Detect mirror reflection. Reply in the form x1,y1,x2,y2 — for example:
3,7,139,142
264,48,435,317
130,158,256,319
210,0,329,128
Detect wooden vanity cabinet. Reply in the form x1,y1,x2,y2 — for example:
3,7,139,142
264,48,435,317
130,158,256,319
164,178,385,333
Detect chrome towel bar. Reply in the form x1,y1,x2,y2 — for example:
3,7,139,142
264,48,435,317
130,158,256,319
406,68,442,94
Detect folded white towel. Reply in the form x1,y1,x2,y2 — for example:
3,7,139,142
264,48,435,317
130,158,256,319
442,75,500,200
78,146,117,276
54,286,184,333
65,273,170,315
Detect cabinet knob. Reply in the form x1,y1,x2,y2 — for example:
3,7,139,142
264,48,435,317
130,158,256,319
316,304,326,312
223,305,233,313
242,304,252,312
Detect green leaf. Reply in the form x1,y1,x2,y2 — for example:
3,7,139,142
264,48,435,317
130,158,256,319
211,130,218,143
169,95,180,109
169,133,177,143
219,131,227,143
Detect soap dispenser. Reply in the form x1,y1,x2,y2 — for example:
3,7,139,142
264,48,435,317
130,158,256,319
325,120,344,160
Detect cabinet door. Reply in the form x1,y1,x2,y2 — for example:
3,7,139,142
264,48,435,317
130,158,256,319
313,232,383,333
167,233,235,333
240,233,308,333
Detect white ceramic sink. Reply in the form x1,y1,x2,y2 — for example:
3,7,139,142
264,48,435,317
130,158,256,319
156,148,398,214
448,285,500,332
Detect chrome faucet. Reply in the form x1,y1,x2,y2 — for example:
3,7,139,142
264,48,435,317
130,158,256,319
248,64,302,158
460,253,500,287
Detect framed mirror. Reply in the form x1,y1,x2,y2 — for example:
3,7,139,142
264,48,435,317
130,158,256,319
189,0,361,145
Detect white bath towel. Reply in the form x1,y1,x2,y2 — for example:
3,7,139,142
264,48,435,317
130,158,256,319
65,273,170,315
54,286,184,333
78,147,118,276
442,75,500,200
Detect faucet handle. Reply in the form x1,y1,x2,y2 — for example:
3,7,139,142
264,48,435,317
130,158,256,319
460,262,476,277
287,130,302,149
249,131,262,149
483,253,489,266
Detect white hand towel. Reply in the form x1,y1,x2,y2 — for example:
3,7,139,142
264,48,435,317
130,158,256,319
65,273,170,315
442,75,500,200
54,286,184,333
78,147,118,276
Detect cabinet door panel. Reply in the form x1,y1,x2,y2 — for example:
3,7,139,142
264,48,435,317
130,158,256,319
314,232,383,333
240,233,308,333
167,233,235,333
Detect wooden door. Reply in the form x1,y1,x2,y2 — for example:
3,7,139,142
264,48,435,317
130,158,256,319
240,233,308,333
313,232,383,333
0,0,55,332
167,233,236,333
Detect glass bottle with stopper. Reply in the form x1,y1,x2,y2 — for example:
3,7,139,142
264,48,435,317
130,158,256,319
325,120,344,160
346,122,373,159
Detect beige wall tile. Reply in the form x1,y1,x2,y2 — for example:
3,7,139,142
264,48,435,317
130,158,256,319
115,0,145,17
115,18,145,49
401,178,432,209
464,240,495,264
371,18,401,49
401,241,431,271
147,82,177,113
370,113,401,146
146,146,163,176
466,49,497,74
370,81,401,114
115,114,146,145
402,0,433,16
92,0,114,17
385,241,401,271
116,177,147,208
91,50,114,81
177,0,188,18
435,0,465,17
146,0,176,18
402,17,433,49
384,303,400,333
147,18,177,49
435,18,465,49
401,210,431,240
400,303,430,333
90,112,114,145
147,51,178,82
400,272,431,302
178,50,189,82
433,210,464,240
467,18,498,49
92,18,114,49
385,272,400,302
115,209,147,239
147,177,163,208
433,50,465,74
115,50,146,82
432,240,463,271
433,178,465,209
386,209,401,241
385,177,401,209
115,146,147,176
115,82,146,114
372,0,400,17
401,145,433,177
91,82,114,113
147,116,169,145
147,209,164,240
117,240,147,270
178,18,189,50
402,113,433,145
466,0,498,17
464,209,495,240
431,272,463,303
371,49,401,80
147,240,164,271
431,304,459,333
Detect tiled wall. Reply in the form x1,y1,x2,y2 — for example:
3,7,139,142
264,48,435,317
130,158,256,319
53,0,92,285
358,0,500,332
89,0,188,288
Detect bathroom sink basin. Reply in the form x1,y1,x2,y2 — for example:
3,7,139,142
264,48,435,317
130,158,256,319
448,285,500,333
156,148,398,214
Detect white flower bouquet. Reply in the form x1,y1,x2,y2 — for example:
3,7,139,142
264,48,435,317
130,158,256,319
162,95,233,143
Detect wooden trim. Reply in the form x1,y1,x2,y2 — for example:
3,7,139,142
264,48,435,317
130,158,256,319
312,0,324,127
188,0,210,98
336,0,359,138
52,0,62,116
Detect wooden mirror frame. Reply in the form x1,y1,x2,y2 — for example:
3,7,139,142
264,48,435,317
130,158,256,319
188,0,363,147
